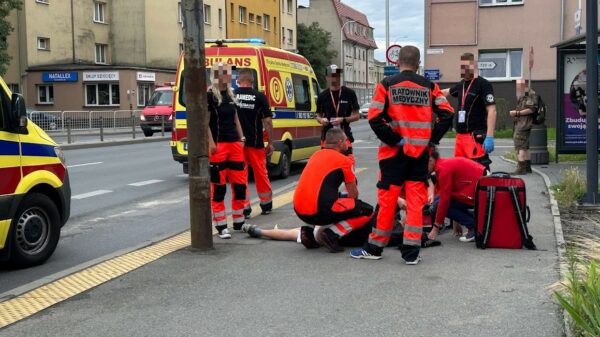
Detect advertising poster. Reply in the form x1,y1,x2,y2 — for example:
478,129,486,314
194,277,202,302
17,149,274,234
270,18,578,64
562,53,600,148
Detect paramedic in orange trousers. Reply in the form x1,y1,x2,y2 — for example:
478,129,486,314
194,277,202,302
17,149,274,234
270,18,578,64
316,64,361,164
234,68,274,217
350,45,454,264
442,53,497,171
293,128,374,253
208,62,247,239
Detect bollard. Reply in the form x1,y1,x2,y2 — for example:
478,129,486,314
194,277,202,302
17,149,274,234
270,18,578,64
530,124,549,165
100,116,104,142
131,115,136,139
67,117,72,144
161,115,165,136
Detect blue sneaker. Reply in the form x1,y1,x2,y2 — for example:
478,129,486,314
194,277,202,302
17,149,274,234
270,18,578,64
350,248,382,260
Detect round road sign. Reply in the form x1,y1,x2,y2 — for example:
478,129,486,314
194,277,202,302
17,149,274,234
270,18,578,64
386,44,402,65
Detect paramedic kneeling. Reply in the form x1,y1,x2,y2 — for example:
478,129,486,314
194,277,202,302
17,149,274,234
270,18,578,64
293,128,374,253
427,151,487,242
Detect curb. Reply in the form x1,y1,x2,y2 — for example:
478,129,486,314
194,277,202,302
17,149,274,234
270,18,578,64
59,136,170,150
500,156,571,337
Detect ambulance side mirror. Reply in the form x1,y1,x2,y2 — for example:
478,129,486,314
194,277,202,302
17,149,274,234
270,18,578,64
11,93,28,134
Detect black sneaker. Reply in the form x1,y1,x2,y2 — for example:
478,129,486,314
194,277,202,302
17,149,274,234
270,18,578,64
260,202,272,215
300,226,320,249
233,222,244,231
243,207,252,219
318,228,343,253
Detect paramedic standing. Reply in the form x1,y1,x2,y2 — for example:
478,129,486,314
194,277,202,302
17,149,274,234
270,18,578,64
235,68,274,216
442,53,497,171
208,63,247,239
316,65,360,163
351,45,454,264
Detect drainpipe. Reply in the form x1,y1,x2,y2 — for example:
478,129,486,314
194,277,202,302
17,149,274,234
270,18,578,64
560,0,564,40
71,0,75,63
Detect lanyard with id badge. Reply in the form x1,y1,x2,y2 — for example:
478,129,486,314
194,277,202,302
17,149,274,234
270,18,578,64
330,88,342,129
459,80,475,124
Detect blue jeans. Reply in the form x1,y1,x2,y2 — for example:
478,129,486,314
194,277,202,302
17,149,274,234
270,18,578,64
431,196,475,230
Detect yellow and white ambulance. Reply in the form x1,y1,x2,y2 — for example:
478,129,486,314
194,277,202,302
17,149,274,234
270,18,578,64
0,76,70,267
171,39,322,178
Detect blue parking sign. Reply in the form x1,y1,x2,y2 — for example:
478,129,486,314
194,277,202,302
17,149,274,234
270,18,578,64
424,69,440,81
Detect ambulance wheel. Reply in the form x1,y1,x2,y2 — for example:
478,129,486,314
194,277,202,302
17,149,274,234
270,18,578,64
10,193,61,268
143,129,153,137
278,147,291,179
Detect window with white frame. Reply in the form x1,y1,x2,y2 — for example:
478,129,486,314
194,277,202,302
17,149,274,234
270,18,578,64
86,83,120,106
37,37,50,50
203,4,211,24
37,85,54,104
93,1,106,23
95,44,108,64
480,0,523,6
8,84,19,93
239,6,246,23
287,0,293,13
178,2,183,23
287,29,293,44
263,14,270,31
478,49,523,79
137,84,153,107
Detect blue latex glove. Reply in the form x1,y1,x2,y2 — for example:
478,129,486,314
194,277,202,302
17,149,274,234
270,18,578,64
398,138,406,146
483,136,494,153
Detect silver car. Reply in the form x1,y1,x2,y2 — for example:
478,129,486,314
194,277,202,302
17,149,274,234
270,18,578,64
359,102,370,119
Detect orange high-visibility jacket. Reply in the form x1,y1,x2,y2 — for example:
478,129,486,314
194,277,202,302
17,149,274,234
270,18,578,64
368,70,454,160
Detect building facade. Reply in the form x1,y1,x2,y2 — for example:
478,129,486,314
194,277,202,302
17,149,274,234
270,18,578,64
280,0,297,51
423,0,590,128
225,0,280,47
298,0,377,104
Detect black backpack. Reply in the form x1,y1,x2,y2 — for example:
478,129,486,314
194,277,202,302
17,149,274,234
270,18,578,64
533,95,546,125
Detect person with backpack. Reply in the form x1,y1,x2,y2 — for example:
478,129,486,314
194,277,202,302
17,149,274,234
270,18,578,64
509,79,539,175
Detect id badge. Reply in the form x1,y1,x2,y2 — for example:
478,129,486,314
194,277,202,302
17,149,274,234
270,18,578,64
458,110,466,123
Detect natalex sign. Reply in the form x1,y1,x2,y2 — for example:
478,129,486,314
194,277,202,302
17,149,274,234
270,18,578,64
42,72,78,82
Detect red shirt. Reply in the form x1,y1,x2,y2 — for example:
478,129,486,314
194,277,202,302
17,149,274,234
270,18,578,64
434,157,486,225
293,149,355,216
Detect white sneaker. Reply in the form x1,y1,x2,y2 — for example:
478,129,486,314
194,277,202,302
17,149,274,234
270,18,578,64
218,228,232,239
405,255,422,265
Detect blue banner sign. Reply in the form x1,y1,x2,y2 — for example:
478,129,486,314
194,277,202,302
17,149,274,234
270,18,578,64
384,66,399,76
424,69,440,81
43,72,79,82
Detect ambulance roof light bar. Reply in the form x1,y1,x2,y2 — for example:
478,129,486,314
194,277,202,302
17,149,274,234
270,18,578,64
206,38,266,46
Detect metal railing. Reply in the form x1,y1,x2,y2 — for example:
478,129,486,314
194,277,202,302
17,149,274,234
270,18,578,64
26,109,170,144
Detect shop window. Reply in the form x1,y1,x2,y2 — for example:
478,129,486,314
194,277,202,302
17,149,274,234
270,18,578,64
37,85,54,104
86,83,120,106
138,84,153,107
478,49,522,80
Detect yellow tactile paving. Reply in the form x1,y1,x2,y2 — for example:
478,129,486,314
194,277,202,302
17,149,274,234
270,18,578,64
0,167,368,329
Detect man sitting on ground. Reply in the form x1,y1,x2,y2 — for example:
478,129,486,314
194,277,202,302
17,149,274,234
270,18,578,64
292,128,374,252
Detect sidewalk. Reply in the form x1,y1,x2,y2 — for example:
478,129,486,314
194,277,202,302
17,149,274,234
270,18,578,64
0,152,564,337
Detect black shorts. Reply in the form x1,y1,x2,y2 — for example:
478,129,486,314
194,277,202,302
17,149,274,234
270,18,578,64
377,149,429,189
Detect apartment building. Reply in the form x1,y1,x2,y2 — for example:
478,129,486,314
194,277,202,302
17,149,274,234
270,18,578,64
423,0,587,127
298,0,377,103
280,0,297,51
4,0,298,112
226,0,280,47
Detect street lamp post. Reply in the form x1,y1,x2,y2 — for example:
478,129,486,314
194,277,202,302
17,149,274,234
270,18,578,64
340,19,357,85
